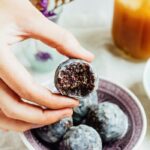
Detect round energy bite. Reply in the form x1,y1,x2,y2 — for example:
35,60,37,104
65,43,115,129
59,125,102,150
86,102,128,143
33,118,73,144
73,91,98,125
54,59,97,99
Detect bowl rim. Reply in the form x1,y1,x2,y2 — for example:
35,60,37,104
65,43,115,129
143,59,150,99
100,78,147,150
19,133,35,150
20,78,147,150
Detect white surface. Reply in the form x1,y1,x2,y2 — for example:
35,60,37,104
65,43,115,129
0,0,150,150
143,59,150,100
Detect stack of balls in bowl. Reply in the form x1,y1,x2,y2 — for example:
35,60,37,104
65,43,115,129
32,59,129,150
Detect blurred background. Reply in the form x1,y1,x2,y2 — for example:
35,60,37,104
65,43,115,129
12,0,115,84
1,0,150,149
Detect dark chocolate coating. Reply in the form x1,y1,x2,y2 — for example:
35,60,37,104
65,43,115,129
33,118,73,144
54,59,96,99
86,102,128,143
59,125,102,150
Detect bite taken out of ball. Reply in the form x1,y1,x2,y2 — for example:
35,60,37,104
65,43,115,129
54,59,97,99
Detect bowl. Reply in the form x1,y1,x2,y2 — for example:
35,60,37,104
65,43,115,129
143,59,150,99
20,78,147,150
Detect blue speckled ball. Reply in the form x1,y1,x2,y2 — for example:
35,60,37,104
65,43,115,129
33,117,73,144
59,125,102,150
73,91,98,125
86,102,128,143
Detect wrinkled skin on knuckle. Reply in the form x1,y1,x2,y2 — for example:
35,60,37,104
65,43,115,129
38,112,51,125
38,110,60,125
18,84,36,101
2,107,18,119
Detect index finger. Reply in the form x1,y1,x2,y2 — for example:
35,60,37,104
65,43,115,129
0,80,73,125
23,7,94,62
0,49,79,109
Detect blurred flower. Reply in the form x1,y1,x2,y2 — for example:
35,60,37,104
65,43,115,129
35,51,53,62
31,0,74,17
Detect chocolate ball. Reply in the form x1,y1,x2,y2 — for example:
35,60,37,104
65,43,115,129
54,59,97,99
86,102,128,143
59,125,102,150
73,91,98,125
33,117,73,144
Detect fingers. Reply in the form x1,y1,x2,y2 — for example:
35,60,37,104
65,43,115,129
0,110,35,132
0,49,79,109
24,10,94,62
0,80,73,125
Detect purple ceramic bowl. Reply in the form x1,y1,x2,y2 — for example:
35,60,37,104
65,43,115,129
20,78,147,150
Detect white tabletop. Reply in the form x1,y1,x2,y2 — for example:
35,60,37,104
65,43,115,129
0,0,149,149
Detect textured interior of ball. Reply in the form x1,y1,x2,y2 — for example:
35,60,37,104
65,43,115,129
55,60,95,98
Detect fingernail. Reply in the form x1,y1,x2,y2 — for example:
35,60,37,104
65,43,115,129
69,101,79,108
75,101,79,107
63,110,73,118
81,48,95,61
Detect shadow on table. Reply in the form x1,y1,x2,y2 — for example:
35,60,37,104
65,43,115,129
130,82,150,140
104,42,146,63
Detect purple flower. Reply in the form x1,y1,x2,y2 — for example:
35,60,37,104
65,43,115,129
39,0,49,9
34,0,49,12
35,51,53,62
37,0,56,17
41,9,56,17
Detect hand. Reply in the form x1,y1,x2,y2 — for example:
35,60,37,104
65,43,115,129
0,0,94,132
